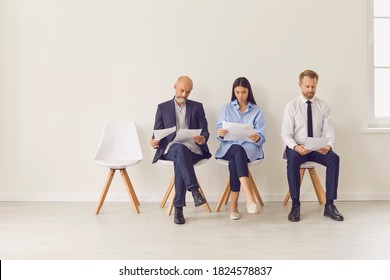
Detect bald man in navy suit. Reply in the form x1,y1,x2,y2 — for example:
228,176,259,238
150,76,211,224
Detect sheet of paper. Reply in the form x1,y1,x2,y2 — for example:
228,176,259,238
173,129,201,143
222,121,257,142
304,137,330,151
153,126,176,141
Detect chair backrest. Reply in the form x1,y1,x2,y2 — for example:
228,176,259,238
94,121,143,163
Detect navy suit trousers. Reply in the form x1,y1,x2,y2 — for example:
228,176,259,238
285,147,340,201
164,143,206,207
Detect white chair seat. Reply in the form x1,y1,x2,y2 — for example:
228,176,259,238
300,161,320,169
216,158,263,166
94,159,141,169
160,158,208,167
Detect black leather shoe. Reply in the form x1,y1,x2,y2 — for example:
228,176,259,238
174,208,185,224
288,205,300,222
192,191,206,207
324,204,344,221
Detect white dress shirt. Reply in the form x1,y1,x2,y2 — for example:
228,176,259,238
281,95,335,150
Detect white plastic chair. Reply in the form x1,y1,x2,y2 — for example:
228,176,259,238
215,158,264,212
93,121,143,214
159,159,212,215
282,161,326,205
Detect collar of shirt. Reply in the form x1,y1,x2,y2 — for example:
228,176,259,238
299,95,317,104
231,99,254,112
174,98,186,112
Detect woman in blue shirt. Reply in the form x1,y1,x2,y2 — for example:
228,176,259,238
216,77,266,220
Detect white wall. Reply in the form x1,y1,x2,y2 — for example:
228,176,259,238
1,0,388,202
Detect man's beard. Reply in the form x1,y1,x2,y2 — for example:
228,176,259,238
176,96,187,103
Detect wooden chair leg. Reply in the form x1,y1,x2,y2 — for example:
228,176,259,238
167,188,175,215
160,174,175,215
249,171,264,206
120,169,140,214
308,168,326,205
224,183,231,205
120,169,140,206
319,186,326,204
282,191,291,206
215,180,230,212
160,176,175,208
300,168,306,183
197,181,212,213
96,169,115,214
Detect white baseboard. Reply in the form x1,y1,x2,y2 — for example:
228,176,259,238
1,193,390,202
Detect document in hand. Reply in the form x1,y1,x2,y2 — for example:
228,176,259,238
153,126,176,140
222,121,257,142
173,129,202,143
304,137,330,151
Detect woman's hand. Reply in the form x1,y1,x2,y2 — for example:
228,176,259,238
249,133,260,142
217,128,228,138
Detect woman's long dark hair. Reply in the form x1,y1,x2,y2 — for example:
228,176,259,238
230,77,257,105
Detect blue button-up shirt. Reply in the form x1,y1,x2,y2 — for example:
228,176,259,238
215,99,266,161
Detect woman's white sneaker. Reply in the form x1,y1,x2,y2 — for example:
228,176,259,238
247,203,260,214
230,211,241,220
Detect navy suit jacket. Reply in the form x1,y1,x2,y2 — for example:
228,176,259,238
152,98,212,163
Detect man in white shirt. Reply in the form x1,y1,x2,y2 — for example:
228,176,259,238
281,70,343,222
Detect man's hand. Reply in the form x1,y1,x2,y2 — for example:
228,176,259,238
294,145,311,155
150,139,160,149
193,135,205,145
317,145,331,155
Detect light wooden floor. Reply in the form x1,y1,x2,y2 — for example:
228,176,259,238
1,201,390,260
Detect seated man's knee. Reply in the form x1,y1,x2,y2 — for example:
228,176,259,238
286,149,301,163
172,143,189,154
328,151,340,165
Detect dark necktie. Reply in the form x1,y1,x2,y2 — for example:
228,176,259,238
307,100,313,137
